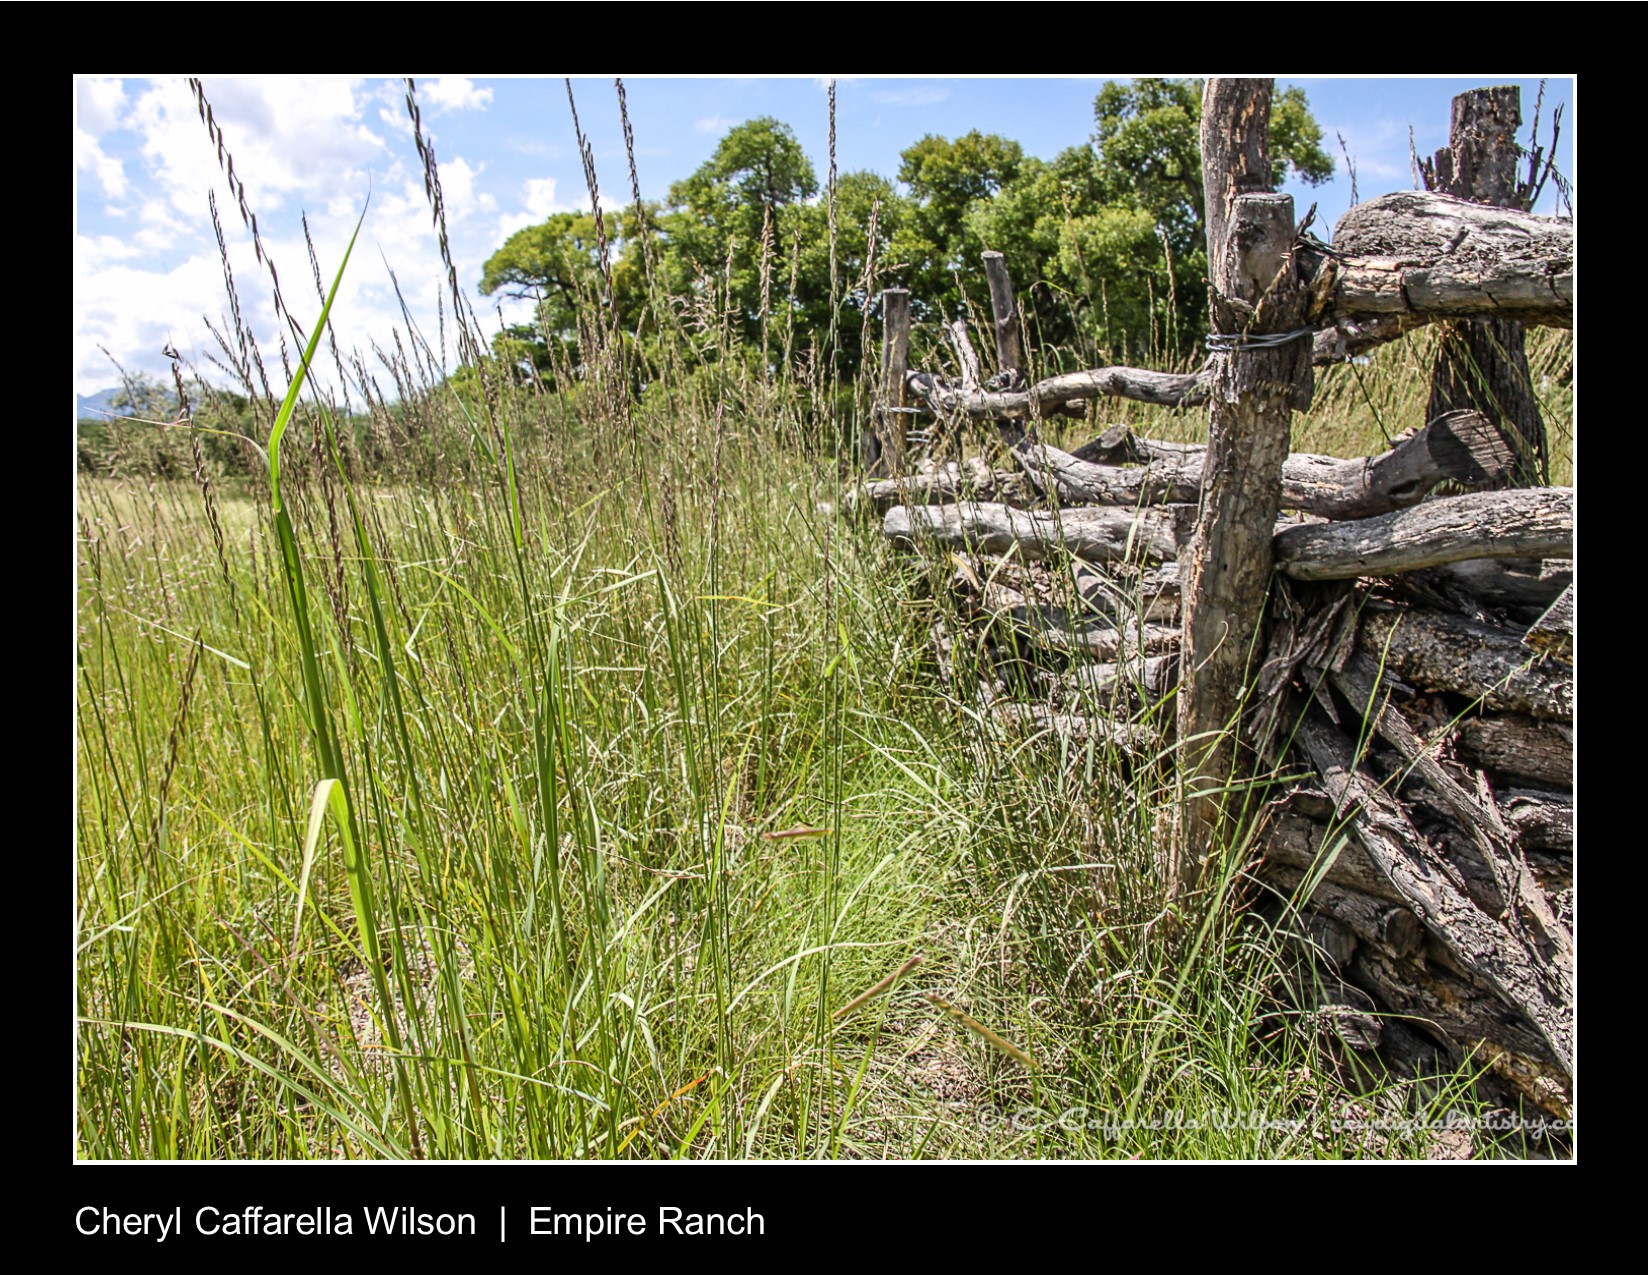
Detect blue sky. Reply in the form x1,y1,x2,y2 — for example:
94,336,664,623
74,75,1574,398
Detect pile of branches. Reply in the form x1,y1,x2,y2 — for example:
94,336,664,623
872,411,1574,1138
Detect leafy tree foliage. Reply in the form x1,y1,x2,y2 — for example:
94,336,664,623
475,81,1333,395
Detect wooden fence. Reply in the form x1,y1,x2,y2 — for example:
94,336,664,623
865,81,1573,1135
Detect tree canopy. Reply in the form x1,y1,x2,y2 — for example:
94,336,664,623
477,79,1334,396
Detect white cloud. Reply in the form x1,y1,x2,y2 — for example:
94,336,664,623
694,115,735,136
523,177,565,219
75,126,128,199
870,86,949,107
419,77,493,114
74,77,525,398
434,156,496,222
133,76,386,222
76,77,128,135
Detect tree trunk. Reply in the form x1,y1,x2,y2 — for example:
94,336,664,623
1178,78,1314,892
1422,87,1548,486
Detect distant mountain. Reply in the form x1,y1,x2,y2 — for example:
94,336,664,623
77,387,124,420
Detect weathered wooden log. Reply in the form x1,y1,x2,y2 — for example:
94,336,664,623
1050,654,1180,706
981,251,1025,381
885,500,1194,565
971,583,1182,664
910,364,1208,419
1275,487,1571,581
946,319,982,394
1265,805,1566,919
1312,314,1409,364
978,593,1182,663
1180,81,1315,890
1522,584,1573,665
1267,865,1426,960
1349,946,1558,1073
1500,791,1573,855
1330,653,1572,983
1359,601,1572,720
1327,191,1572,330
1262,807,1411,905
1422,87,1549,486
1019,409,1513,520
1293,712,1571,1077
877,288,912,476
1261,809,1569,1120
1431,557,1571,610
988,701,1152,752
1453,713,1572,787
1070,560,1181,625
846,459,1031,514
1071,429,1204,466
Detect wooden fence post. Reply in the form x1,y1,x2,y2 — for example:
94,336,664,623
1422,86,1549,486
875,288,911,478
981,251,1025,380
1175,78,1314,895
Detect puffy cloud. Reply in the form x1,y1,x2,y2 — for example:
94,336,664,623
75,126,128,199
522,177,564,219
693,115,735,136
419,77,493,113
76,77,128,135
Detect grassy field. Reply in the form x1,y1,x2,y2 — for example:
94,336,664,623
74,112,1573,1157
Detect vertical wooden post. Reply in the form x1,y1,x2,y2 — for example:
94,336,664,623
981,251,1024,378
878,287,911,478
1422,86,1548,486
1175,78,1314,895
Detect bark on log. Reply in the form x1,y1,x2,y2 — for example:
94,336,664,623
1418,557,1571,612
910,364,1208,419
1349,946,1557,1072
1359,601,1573,720
1260,808,1570,1118
1293,712,1571,1077
1422,87,1549,486
988,701,1152,752
1179,77,1312,889
1500,791,1573,855
1454,714,1572,786
1268,865,1426,961
847,460,1031,514
1522,584,1573,665
1327,192,1572,330
982,251,1026,380
1330,653,1572,986
1070,560,1181,624
876,288,912,477
885,500,1194,565
1018,409,1513,520
1051,654,1180,706
1275,487,1572,581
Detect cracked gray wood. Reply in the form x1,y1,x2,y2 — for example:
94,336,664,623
1017,409,1513,520
1275,487,1571,581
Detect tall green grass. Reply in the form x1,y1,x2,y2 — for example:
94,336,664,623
75,85,1573,1160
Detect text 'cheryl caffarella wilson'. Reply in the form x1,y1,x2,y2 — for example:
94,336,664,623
75,1204,769,1241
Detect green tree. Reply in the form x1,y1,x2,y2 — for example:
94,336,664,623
890,131,1024,316
660,118,821,354
479,209,647,380
973,79,1334,365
